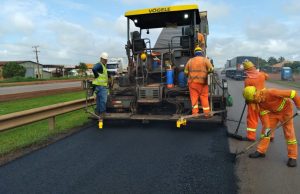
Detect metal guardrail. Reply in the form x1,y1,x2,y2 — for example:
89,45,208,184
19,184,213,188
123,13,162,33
0,98,95,132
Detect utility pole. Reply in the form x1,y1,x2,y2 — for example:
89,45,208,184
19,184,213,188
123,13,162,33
257,56,260,71
32,45,41,78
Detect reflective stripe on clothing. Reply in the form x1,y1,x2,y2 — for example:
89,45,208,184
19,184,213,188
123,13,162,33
290,90,296,99
260,134,271,139
185,56,212,84
277,98,287,112
287,139,297,145
260,110,270,116
192,104,199,109
189,75,207,80
203,106,210,110
247,128,256,132
189,69,208,73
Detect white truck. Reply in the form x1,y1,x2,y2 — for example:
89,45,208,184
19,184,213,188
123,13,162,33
106,58,124,76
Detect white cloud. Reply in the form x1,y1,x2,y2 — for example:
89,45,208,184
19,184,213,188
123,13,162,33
54,0,88,10
1,1,48,34
172,0,231,21
11,13,34,33
1,0,300,67
0,50,8,55
283,0,300,15
121,0,169,6
245,20,288,41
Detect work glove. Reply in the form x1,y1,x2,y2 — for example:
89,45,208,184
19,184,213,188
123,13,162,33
264,128,271,137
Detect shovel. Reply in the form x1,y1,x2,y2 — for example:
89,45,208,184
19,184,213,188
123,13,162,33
227,102,246,140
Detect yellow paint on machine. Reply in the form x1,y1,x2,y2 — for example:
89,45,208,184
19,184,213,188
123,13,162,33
125,4,199,17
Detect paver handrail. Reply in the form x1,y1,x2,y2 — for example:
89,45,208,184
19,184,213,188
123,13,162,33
0,98,95,132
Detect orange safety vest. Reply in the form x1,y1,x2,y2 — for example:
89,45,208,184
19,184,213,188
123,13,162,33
245,71,268,90
185,56,212,84
258,89,300,116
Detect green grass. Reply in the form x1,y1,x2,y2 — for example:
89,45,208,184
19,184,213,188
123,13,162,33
0,91,86,115
267,80,300,89
0,110,91,156
0,76,93,84
0,76,42,83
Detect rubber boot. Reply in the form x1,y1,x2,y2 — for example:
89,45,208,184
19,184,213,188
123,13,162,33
249,151,265,158
287,158,297,167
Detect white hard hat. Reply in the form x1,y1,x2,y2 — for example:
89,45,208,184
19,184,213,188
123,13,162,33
100,52,108,60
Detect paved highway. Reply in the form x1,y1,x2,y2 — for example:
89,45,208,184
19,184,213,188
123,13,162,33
0,81,81,95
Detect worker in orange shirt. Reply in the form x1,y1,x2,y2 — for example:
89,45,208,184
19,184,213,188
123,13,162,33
197,32,206,53
243,60,269,141
243,86,300,167
184,47,214,117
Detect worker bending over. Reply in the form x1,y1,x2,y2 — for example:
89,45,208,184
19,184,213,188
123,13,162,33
243,86,300,167
243,60,269,141
92,52,109,119
184,47,214,117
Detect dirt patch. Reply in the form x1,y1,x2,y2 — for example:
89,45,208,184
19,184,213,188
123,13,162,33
0,121,95,166
0,87,83,102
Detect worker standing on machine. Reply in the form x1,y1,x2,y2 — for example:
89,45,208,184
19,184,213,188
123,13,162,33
92,52,109,119
243,59,269,141
184,47,214,118
243,86,300,167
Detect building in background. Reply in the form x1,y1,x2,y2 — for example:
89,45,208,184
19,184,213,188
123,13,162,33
0,61,43,79
0,64,4,80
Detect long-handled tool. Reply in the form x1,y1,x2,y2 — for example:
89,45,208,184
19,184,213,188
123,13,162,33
233,113,298,162
227,102,246,140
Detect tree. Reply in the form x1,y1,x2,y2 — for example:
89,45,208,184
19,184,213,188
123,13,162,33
284,61,300,73
78,62,87,77
267,57,278,66
278,56,285,63
257,57,268,68
2,62,26,78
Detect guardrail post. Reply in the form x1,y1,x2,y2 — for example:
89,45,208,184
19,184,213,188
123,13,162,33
48,117,55,130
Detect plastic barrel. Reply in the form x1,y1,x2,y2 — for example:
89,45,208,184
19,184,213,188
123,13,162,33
166,69,174,88
152,61,159,69
178,71,187,87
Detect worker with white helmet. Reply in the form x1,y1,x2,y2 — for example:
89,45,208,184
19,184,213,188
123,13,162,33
92,52,109,118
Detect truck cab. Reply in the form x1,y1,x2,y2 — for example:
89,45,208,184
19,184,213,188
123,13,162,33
106,58,123,76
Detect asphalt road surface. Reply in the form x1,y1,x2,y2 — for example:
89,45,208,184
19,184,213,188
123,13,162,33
0,120,237,194
0,81,81,95
226,79,300,194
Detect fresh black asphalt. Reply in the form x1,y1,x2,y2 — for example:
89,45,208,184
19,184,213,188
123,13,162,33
0,120,237,194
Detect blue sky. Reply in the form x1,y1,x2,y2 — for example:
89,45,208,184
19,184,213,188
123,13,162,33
0,0,300,67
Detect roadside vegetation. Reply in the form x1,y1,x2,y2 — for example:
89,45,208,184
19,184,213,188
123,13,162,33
0,90,93,156
0,76,91,84
0,91,86,115
0,110,90,156
267,79,300,89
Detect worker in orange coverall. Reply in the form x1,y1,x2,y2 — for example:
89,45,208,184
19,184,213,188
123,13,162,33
243,60,269,141
184,47,214,117
243,86,300,167
197,32,206,52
